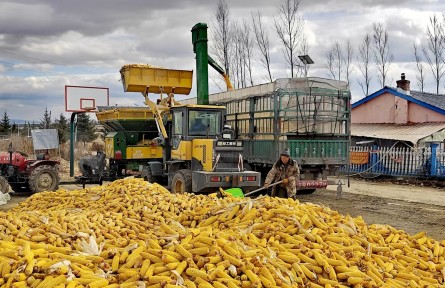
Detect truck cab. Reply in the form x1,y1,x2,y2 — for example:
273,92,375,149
167,104,261,193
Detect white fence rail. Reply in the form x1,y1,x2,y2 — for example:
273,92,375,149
347,146,444,177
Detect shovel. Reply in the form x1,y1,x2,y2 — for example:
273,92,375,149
221,180,283,198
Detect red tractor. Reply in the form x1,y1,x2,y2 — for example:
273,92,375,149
0,143,60,194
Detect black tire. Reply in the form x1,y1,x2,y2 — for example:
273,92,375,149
243,162,253,172
29,165,60,193
141,167,156,183
298,189,317,194
10,184,30,193
171,169,192,194
0,176,9,194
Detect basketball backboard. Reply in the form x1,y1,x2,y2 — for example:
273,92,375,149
65,85,109,112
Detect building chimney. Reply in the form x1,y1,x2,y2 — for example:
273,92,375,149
396,73,410,94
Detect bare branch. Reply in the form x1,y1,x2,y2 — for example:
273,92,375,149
212,0,232,77
358,34,372,96
344,40,354,85
326,49,336,80
413,42,426,92
242,19,255,86
372,23,393,87
274,0,305,77
325,42,343,81
422,15,445,94
251,11,273,82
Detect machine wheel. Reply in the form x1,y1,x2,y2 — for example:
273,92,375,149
298,189,316,194
0,176,9,194
171,169,192,194
141,167,157,183
29,165,60,193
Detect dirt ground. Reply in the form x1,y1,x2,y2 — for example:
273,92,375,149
1,177,444,241
298,178,445,241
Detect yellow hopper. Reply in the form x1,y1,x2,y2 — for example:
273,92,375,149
120,64,193,95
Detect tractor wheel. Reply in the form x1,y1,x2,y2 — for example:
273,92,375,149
171,169,192,194
10,184,30,193
29,165,60,193
141,167,157,183
0,176,9,194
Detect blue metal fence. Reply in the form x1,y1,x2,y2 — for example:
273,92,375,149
345,144,445,178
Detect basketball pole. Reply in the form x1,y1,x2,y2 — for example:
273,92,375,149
69,112,80,177
70,108,94,177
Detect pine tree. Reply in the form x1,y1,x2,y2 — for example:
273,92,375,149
0,111,11,133
40,108,52,129
55,113,69,144
11,123,17,134
76,113,96,143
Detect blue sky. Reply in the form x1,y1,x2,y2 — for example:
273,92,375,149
0,0,444,121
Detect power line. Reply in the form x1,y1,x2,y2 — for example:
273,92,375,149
0,47,100,75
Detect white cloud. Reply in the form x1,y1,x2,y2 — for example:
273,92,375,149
0,0,444,120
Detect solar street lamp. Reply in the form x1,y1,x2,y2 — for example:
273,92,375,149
298,55,314,77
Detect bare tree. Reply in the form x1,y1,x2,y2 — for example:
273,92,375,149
231,21,242,88
252,11,273,82
422,15,445,94
242,19,255,86
212,0,232,77
229,19,255,89
326,42,343,80
334,42,343,81
358,34,372,96
344,40,354,84
274,0,304,78
413,43,426,92
372,23,393,87
326,49,336,80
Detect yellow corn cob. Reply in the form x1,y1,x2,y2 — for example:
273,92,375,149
0,178,443,288
87,278,109,288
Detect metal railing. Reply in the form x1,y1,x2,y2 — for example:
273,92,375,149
345,144,445,178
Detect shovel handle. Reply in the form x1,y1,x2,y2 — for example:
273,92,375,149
244,180,283,197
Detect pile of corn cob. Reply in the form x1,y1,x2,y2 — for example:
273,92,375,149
0,178,444,287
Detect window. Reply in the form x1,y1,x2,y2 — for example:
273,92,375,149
188,110,221,136
173,111,182,135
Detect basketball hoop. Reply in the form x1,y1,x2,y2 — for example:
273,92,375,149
65,86,109,112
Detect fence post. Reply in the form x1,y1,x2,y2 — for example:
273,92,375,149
430,143,439,176
371,145,378,173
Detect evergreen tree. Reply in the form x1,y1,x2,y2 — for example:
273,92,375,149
11,123,17,134
76,113,96,143
55,113,70,144
40,108,52,129
0,111,11,133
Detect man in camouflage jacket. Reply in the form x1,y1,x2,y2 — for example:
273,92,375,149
263,148,300,198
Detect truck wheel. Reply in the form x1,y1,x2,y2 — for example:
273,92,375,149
171,169,192,194
141,167,156,183
243,163,253,172
29,165,60,193
0,176,9,194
